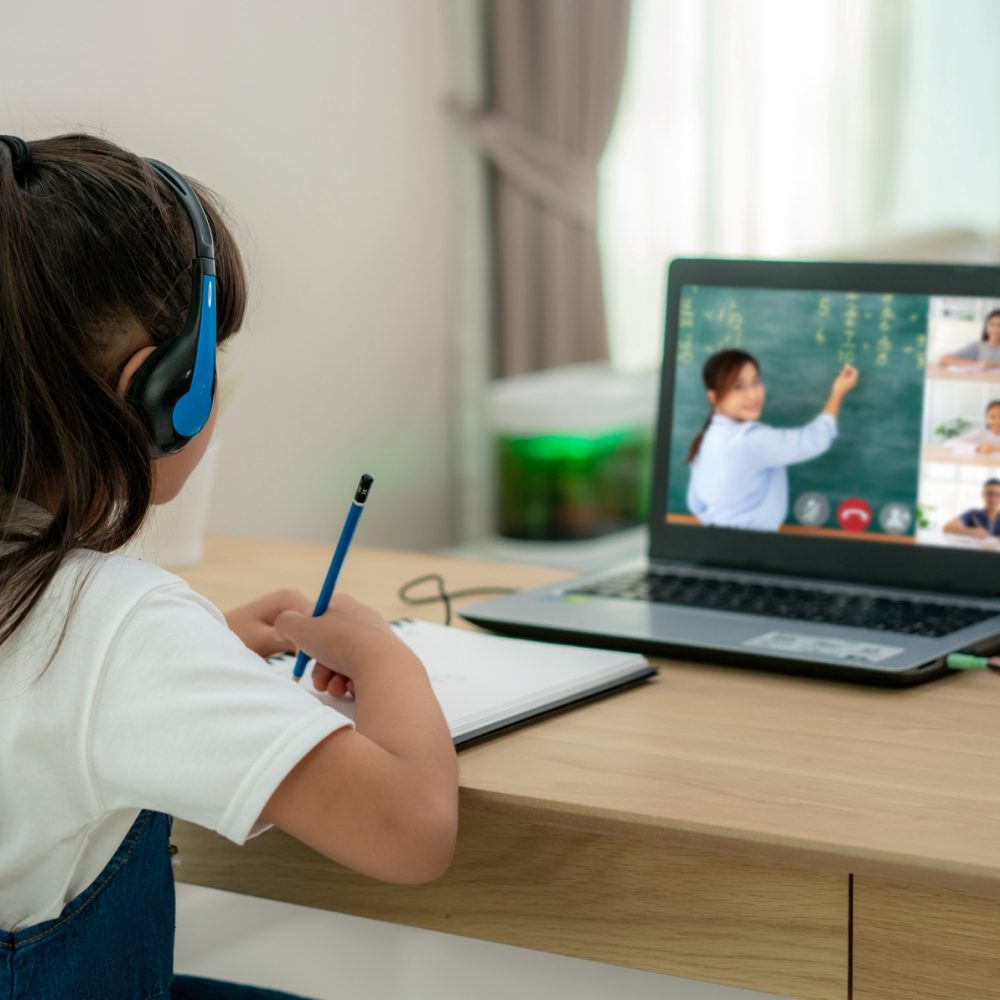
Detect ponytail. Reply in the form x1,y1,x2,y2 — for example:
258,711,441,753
686,412,713,463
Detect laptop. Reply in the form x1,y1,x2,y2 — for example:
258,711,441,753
462,258,1000,684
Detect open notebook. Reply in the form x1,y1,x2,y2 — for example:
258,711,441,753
269,619,656,747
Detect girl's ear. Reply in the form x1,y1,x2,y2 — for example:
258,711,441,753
706,390,717,406
116,346,157,398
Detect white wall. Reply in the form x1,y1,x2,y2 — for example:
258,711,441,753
2,0,458,550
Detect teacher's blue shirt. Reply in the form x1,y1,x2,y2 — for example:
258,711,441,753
959,508,1000,536
687,413,838,530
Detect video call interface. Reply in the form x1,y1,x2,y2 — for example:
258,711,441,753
664,285,1000,552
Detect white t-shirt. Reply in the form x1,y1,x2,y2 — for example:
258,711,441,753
948,428,1000,449
0,547,352,931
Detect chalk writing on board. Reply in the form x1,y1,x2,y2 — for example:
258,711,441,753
674,288,927,373
691,299,745,356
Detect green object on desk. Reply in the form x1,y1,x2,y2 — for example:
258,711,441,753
497,427,652,541
490,363,657,542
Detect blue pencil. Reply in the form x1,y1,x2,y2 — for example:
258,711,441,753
292,474,374,682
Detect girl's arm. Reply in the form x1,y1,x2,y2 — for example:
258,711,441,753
261,595,458,884
940,343,985,367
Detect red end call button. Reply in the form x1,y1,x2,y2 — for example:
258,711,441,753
836,498,873,532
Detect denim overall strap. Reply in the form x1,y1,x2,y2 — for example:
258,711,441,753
0,810,175,1000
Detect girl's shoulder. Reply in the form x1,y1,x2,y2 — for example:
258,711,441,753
19,550,233,691
4,552,209,701
65,548,184,589
54,549,195,622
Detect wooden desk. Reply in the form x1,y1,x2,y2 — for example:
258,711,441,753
922,443,1000,467
173,535,1000,1000
926,362,1000,383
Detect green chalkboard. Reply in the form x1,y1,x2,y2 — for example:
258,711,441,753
666,285,930,536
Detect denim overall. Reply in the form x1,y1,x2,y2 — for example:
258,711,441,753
0,810,311,1000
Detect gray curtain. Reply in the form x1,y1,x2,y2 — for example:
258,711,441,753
478,0,631,376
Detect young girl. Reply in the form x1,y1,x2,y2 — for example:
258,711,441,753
685,349,859,531
944,399,1000,455
938,309,1000,370
0,134,457,999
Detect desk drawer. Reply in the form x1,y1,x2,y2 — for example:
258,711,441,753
853,877,1000,1000
173,809,847,1000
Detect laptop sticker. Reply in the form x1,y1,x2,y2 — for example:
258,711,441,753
743,631,903,663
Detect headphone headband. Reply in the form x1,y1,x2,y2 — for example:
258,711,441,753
145,159,216,262
126,159,218,456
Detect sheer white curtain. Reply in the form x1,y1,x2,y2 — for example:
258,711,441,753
889,0,1000,234
598,0,1000,371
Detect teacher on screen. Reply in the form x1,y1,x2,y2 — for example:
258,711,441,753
686,349,859,531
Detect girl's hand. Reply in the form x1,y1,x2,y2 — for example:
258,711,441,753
224,588,314,658
276,594,401,698
976,443,998,454
831,365,859,397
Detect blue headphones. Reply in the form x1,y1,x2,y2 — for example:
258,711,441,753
126,159,218,457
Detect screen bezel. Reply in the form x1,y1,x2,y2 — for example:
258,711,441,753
649,258,1000,598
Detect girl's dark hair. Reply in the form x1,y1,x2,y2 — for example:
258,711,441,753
981,309,1000,341
685,349,760,463
986,400,1000,412
0,133,246,655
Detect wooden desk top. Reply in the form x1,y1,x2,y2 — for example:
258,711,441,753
923,443,1000,467
178,535,1000,898
927,362,1000,383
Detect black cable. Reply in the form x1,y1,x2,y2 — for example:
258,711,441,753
398,573,515,626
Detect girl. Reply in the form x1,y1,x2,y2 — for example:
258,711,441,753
0,134,457,999
938,309,1000,370
945,399,1000,455
686,349,859,531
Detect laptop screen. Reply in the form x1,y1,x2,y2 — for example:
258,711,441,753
652,261,1000,596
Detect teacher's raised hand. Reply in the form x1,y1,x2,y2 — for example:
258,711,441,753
823,364,860,419
831,364,860,397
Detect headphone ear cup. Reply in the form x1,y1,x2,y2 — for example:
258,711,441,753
127,336,216,457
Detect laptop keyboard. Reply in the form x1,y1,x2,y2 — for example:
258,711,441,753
568,570,995,638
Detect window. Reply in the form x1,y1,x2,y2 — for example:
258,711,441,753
598,0,1000,370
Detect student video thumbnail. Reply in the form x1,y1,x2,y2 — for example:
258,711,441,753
917,297,1000,552
664,285,1000,551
